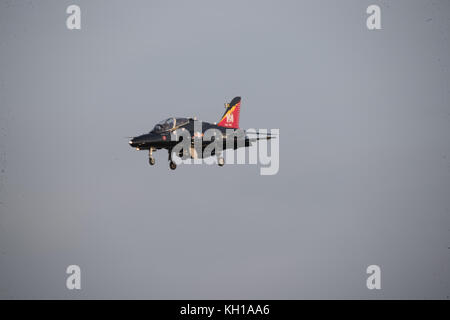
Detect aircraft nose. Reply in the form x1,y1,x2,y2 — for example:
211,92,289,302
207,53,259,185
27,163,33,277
129,135,149,148
129,138,139,148
128,133,158,149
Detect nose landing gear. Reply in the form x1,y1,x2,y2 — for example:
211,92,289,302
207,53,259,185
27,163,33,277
148,148,155,166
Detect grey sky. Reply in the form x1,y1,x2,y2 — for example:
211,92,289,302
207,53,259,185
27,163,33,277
0,0,449,299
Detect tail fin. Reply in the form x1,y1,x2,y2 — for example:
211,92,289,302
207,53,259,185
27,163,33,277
217,96,241,129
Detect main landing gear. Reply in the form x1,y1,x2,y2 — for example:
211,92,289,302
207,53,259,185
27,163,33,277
168,150,177,170
217,157,225,167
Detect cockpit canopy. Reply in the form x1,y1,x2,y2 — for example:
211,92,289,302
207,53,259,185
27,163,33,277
151,117,189,133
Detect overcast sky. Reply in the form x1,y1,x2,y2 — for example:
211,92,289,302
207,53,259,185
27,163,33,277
0,0,449,299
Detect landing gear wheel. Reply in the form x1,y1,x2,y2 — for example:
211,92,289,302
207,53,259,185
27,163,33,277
148,148,155,166
218,157,225,167
169,161,177,170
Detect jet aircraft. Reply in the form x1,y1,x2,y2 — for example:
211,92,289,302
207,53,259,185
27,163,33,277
128,97,273,170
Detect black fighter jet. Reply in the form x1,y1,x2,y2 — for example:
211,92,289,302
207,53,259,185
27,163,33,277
128,97,273,170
